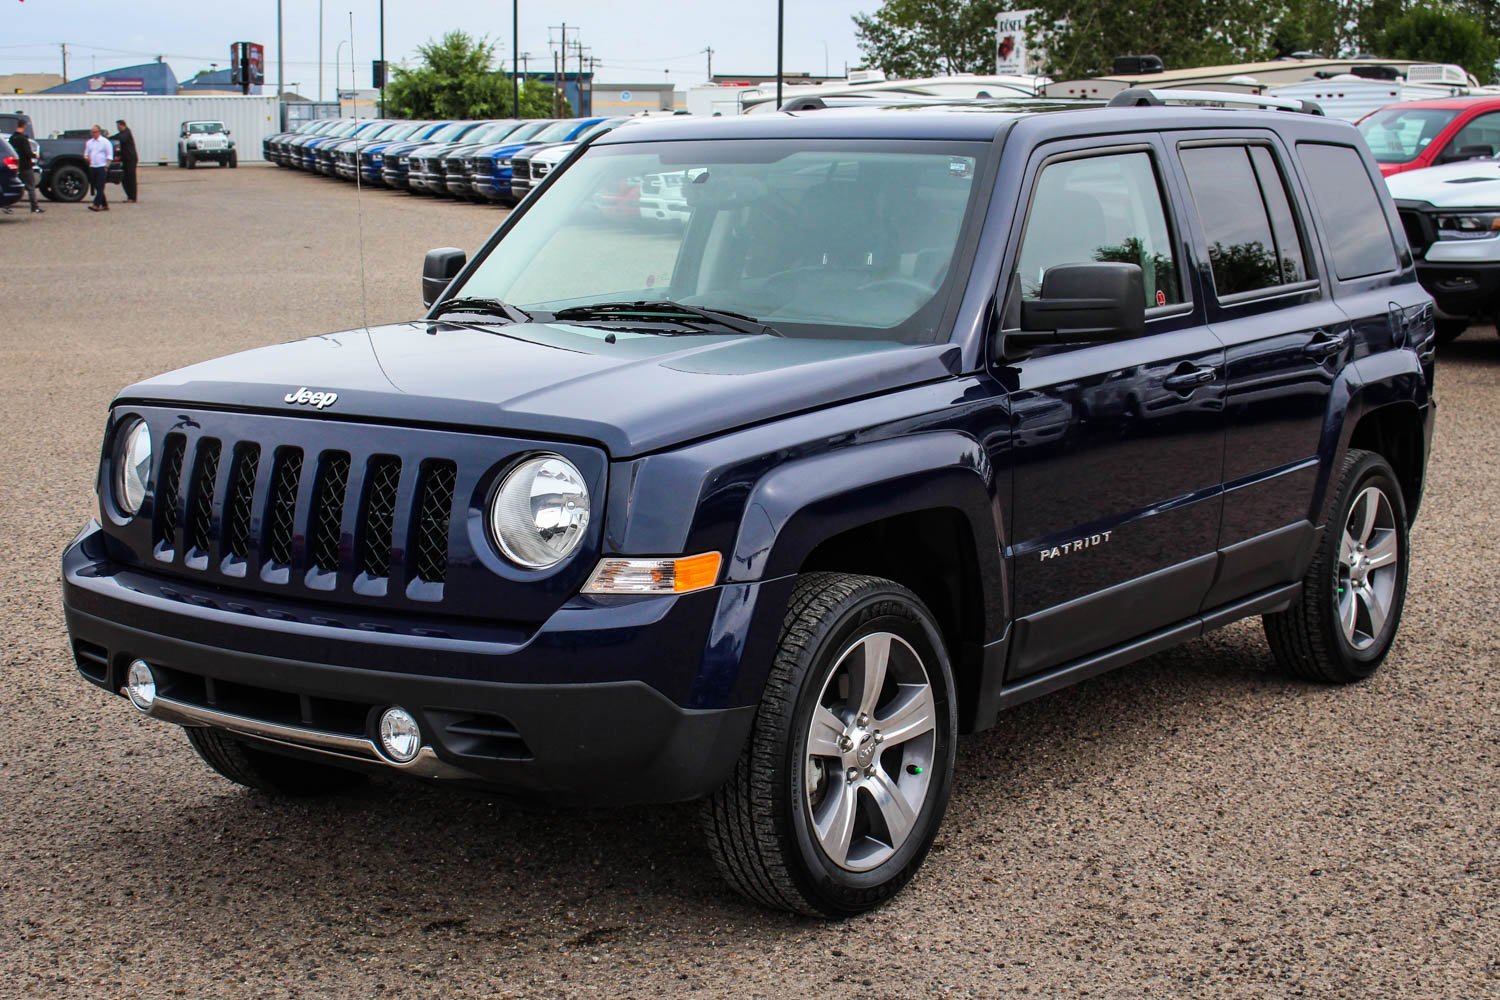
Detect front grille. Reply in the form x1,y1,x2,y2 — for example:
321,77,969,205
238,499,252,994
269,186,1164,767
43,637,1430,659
1399,209,1433,254
146,430,466,598
413,461,457,584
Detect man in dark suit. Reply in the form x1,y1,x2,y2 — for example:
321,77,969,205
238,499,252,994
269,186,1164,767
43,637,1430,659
112,119,139,203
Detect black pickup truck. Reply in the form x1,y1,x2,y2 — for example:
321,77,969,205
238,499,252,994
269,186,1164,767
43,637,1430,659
1,112,121,203
63,92,1435,917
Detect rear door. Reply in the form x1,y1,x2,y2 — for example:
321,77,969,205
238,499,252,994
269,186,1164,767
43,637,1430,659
1169,133,1347,605
999,138,1227,680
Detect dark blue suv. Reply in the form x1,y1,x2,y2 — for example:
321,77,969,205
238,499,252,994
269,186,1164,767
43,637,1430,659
63,95,1436,917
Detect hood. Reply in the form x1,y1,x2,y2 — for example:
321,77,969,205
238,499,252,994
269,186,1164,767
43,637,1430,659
117,322,962,458
1386,158,1500,206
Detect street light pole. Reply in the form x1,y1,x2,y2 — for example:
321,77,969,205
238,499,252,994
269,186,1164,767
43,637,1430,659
335,39,349,111
512,0,520,116
378,0,386,116
318,0,324,102
276,0,284,100
776,0,784,109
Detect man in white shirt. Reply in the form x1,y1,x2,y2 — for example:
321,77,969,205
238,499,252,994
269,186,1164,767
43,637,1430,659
84,124,113,212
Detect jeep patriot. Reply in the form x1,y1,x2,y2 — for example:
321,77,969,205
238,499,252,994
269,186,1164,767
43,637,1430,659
63,94,1436,916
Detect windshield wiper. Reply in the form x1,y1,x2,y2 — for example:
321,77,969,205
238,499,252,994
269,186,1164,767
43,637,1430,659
550,300,783,337
429,296,531,324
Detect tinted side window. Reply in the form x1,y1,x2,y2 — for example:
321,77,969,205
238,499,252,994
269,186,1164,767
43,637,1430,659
1297,143,1399,280
1446,111,1500,159
1247,146,1308,284
1016,151,1182,309
1179,145,1309,297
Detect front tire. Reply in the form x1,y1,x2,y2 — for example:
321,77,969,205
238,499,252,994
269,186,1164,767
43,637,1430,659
1264,449,1410,683
184,726,366,796
702,573,957,917
228,151,238,168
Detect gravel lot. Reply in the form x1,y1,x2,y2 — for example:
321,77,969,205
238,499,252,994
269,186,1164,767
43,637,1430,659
3,165,1496,999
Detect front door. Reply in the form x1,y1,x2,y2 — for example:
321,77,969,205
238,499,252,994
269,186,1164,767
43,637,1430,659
999,142,1226,680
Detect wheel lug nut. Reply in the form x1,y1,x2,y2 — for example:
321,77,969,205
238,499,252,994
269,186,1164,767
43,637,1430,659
838,736,852,751
857,713,869,726
846,767,859,783
873,732,883,743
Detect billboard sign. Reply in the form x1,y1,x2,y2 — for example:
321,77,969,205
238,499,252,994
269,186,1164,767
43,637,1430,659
230,42,265,87
88,76,146,94
995,9,1037,76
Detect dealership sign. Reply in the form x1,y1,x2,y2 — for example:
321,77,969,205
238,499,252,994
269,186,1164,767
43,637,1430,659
88,76,146,94
995,9,1037,76
231,42,266,87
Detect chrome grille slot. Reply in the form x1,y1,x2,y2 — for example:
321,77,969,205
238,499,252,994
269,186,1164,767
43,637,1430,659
222,443,260,561
185,438,222,557
309,451,351,574
413,460,457,585
359,456,401,579
265,447,303,568
153,433,187,555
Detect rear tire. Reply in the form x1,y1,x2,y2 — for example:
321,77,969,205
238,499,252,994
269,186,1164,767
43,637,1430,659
177,150,186,168
184,726,366,796
702,572,957,917
1263,449,1409,683
187,155,196,170
49,163,87,202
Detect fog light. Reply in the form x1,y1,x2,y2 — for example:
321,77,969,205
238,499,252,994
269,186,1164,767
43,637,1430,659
378,707,421,763
125,659,156,711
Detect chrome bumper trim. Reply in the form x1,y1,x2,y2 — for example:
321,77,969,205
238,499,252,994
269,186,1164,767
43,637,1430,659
135,691,469,780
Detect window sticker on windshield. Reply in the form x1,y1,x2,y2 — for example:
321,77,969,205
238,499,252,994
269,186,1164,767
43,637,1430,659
949,158,973,178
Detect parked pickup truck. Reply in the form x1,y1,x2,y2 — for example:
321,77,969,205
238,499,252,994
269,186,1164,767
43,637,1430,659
1388,154,1500,342
0,112,121,202
63,92,1435,918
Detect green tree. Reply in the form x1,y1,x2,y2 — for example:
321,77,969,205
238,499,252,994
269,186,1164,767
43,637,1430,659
853,0,1011,77
1376,4,1500,81
385,31,562,119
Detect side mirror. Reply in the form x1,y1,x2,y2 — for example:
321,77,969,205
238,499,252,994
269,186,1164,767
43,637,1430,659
422,247,467,306
1012,263,1146,352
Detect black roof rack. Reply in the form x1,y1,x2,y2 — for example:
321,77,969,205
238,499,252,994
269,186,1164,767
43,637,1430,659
1108,87,1325,116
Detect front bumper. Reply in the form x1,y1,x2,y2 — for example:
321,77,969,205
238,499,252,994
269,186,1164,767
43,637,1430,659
1414,259,1500,318
63,522,783,803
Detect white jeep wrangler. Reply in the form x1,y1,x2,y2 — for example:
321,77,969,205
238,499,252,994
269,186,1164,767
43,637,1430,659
177,121,237,169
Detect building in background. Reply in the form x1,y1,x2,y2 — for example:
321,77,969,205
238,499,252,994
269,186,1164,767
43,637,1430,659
179,68,263,95
591,81,682,116
42,61,178,96
0,73,66,95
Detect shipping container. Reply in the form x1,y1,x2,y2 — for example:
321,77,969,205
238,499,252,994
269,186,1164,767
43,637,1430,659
6,95,281,163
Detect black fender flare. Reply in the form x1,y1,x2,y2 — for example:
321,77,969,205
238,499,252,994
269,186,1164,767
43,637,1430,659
725,430,1009,639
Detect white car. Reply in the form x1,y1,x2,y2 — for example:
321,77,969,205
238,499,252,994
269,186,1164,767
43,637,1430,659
1387,157,1500,342
178,120,237,169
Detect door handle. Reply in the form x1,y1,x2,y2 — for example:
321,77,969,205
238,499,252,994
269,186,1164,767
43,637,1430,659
1164,366,1215,391
1303,332,1349,359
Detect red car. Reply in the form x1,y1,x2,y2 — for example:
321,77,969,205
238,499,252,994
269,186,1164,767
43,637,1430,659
1358,96,1500,176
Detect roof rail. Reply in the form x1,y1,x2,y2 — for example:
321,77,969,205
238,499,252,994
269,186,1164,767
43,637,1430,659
1108,87,1325,116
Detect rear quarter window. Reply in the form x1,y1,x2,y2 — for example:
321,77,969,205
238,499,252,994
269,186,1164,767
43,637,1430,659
1296,142,1399,280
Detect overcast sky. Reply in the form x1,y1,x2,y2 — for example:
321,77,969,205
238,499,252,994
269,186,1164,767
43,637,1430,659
3,0,877,97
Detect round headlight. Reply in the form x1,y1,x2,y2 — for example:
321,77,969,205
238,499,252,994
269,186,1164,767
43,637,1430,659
112,418,152,517
489,455,590,569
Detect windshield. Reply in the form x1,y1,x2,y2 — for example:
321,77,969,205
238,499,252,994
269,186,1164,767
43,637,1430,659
499,120,552,145
187,122,225,134
533,119,587,142
463,122,515,144
427,121,473,142
577,119,624,142
1358,108,1461,163
454,139,987,343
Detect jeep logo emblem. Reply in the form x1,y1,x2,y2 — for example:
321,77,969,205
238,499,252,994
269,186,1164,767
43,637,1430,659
284,387,338,410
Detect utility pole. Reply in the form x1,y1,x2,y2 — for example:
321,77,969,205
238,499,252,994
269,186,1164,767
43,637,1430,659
575,41,586,117
512,0,520,118
317,0,324,101
703,46,713,82
549,23,567,116
776,0,784,109
60,43,68,83
553,47,561,117
378,0,386,116
276,0,284,99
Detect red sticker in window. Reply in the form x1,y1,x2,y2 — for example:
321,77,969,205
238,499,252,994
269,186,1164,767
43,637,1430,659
1156,290,1166,306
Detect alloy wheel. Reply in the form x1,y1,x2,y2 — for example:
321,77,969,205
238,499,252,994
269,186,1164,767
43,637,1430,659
804,631,937,872
1337,485,1400,650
